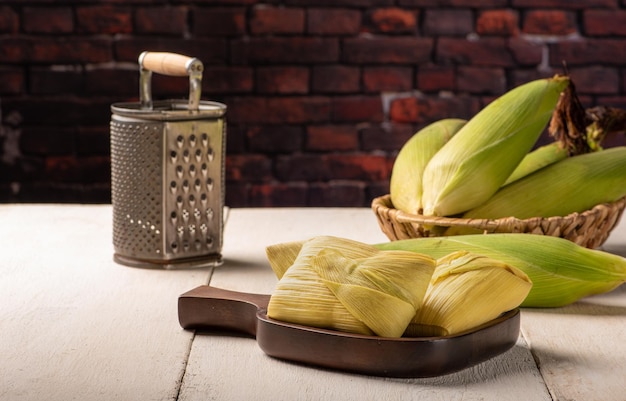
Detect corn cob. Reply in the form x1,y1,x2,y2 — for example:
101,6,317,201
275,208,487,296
456,146,626,223
267,236,436,338
405,251,531,337
421,75,570,217
375,234,626,307
502,142,568,186
390,119,466,214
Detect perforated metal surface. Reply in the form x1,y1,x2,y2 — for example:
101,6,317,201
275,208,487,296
111,119,163,259
110,113,225,267
163,119,224,259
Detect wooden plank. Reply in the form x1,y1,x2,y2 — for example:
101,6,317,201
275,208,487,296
0,205,212,401
520,220,626,401
180,208,550,401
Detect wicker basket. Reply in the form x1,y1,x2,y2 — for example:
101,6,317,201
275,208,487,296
371,194,626,249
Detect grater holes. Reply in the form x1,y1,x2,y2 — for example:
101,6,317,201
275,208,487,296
159,122,223,258
111,119,162,257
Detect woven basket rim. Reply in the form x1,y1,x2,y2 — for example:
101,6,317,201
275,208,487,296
371,194,626,230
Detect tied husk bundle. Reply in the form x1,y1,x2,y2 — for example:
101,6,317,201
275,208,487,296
266,236,531,338
405,251,531,337
266,236,436,338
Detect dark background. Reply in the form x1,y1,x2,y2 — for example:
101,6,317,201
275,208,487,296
1,0,625,207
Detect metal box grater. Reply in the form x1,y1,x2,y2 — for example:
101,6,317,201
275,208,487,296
110,52,227,269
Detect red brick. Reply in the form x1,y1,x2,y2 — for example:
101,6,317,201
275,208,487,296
363,67,413,92
203,66,253,94
511,70,556,87
247,125,304,153
568,66,619,95
193,7,246,36
250,6,305,35
224,183,249,207
21,127,76,156
256,66,309,94
309,182,366,207
423,9,473,36
508,38,543,66
147,74,191,98
306,125,359,151
367,180,391,202
343,37,433,64
135,6,187,35
0,6,19,33
30,67,84,95
312,65,360,93
275,154,332,181
45,156,107,183
307,8,362,35
0,37,112,63
332,96,384,123
227,96,331,124
549,39,626,66
326,154,389,181
226,154,273,182
400,0,507,5
85,67,138,96
584,10,626,36
366,8,418,34
417,66,455,92
76,6,132,34
389,95,480,124
23,7,73,34
0,67,24,94
287,0,394,7
3,98,111,126
360,123,416,151
231,37,339,64
77,126,110,156
249,183,308,207
476,9,519,36
437,37,515,67
523,10,577,35
456,67,506,94
512,0,617,8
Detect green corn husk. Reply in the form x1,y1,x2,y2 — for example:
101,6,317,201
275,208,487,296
502,142,568,186
421,75,570,217
375,234,626,308
266,236,436,338
390,118,466,214
406,251,532,337
457,146,626,223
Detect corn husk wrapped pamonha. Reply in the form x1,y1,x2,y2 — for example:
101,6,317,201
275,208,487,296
406,251,531,337
266,236,436,338
266,236,531,338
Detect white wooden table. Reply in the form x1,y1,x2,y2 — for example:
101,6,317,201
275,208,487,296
1,205,624,401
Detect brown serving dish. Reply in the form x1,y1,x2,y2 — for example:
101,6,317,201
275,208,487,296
178,285,520,378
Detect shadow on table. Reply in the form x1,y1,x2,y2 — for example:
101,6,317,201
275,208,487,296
259,343,543,387
600,243,626,257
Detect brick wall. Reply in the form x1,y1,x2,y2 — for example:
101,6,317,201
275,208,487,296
1,0,625,206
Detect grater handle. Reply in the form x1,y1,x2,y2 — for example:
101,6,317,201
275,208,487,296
138,51,203,112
